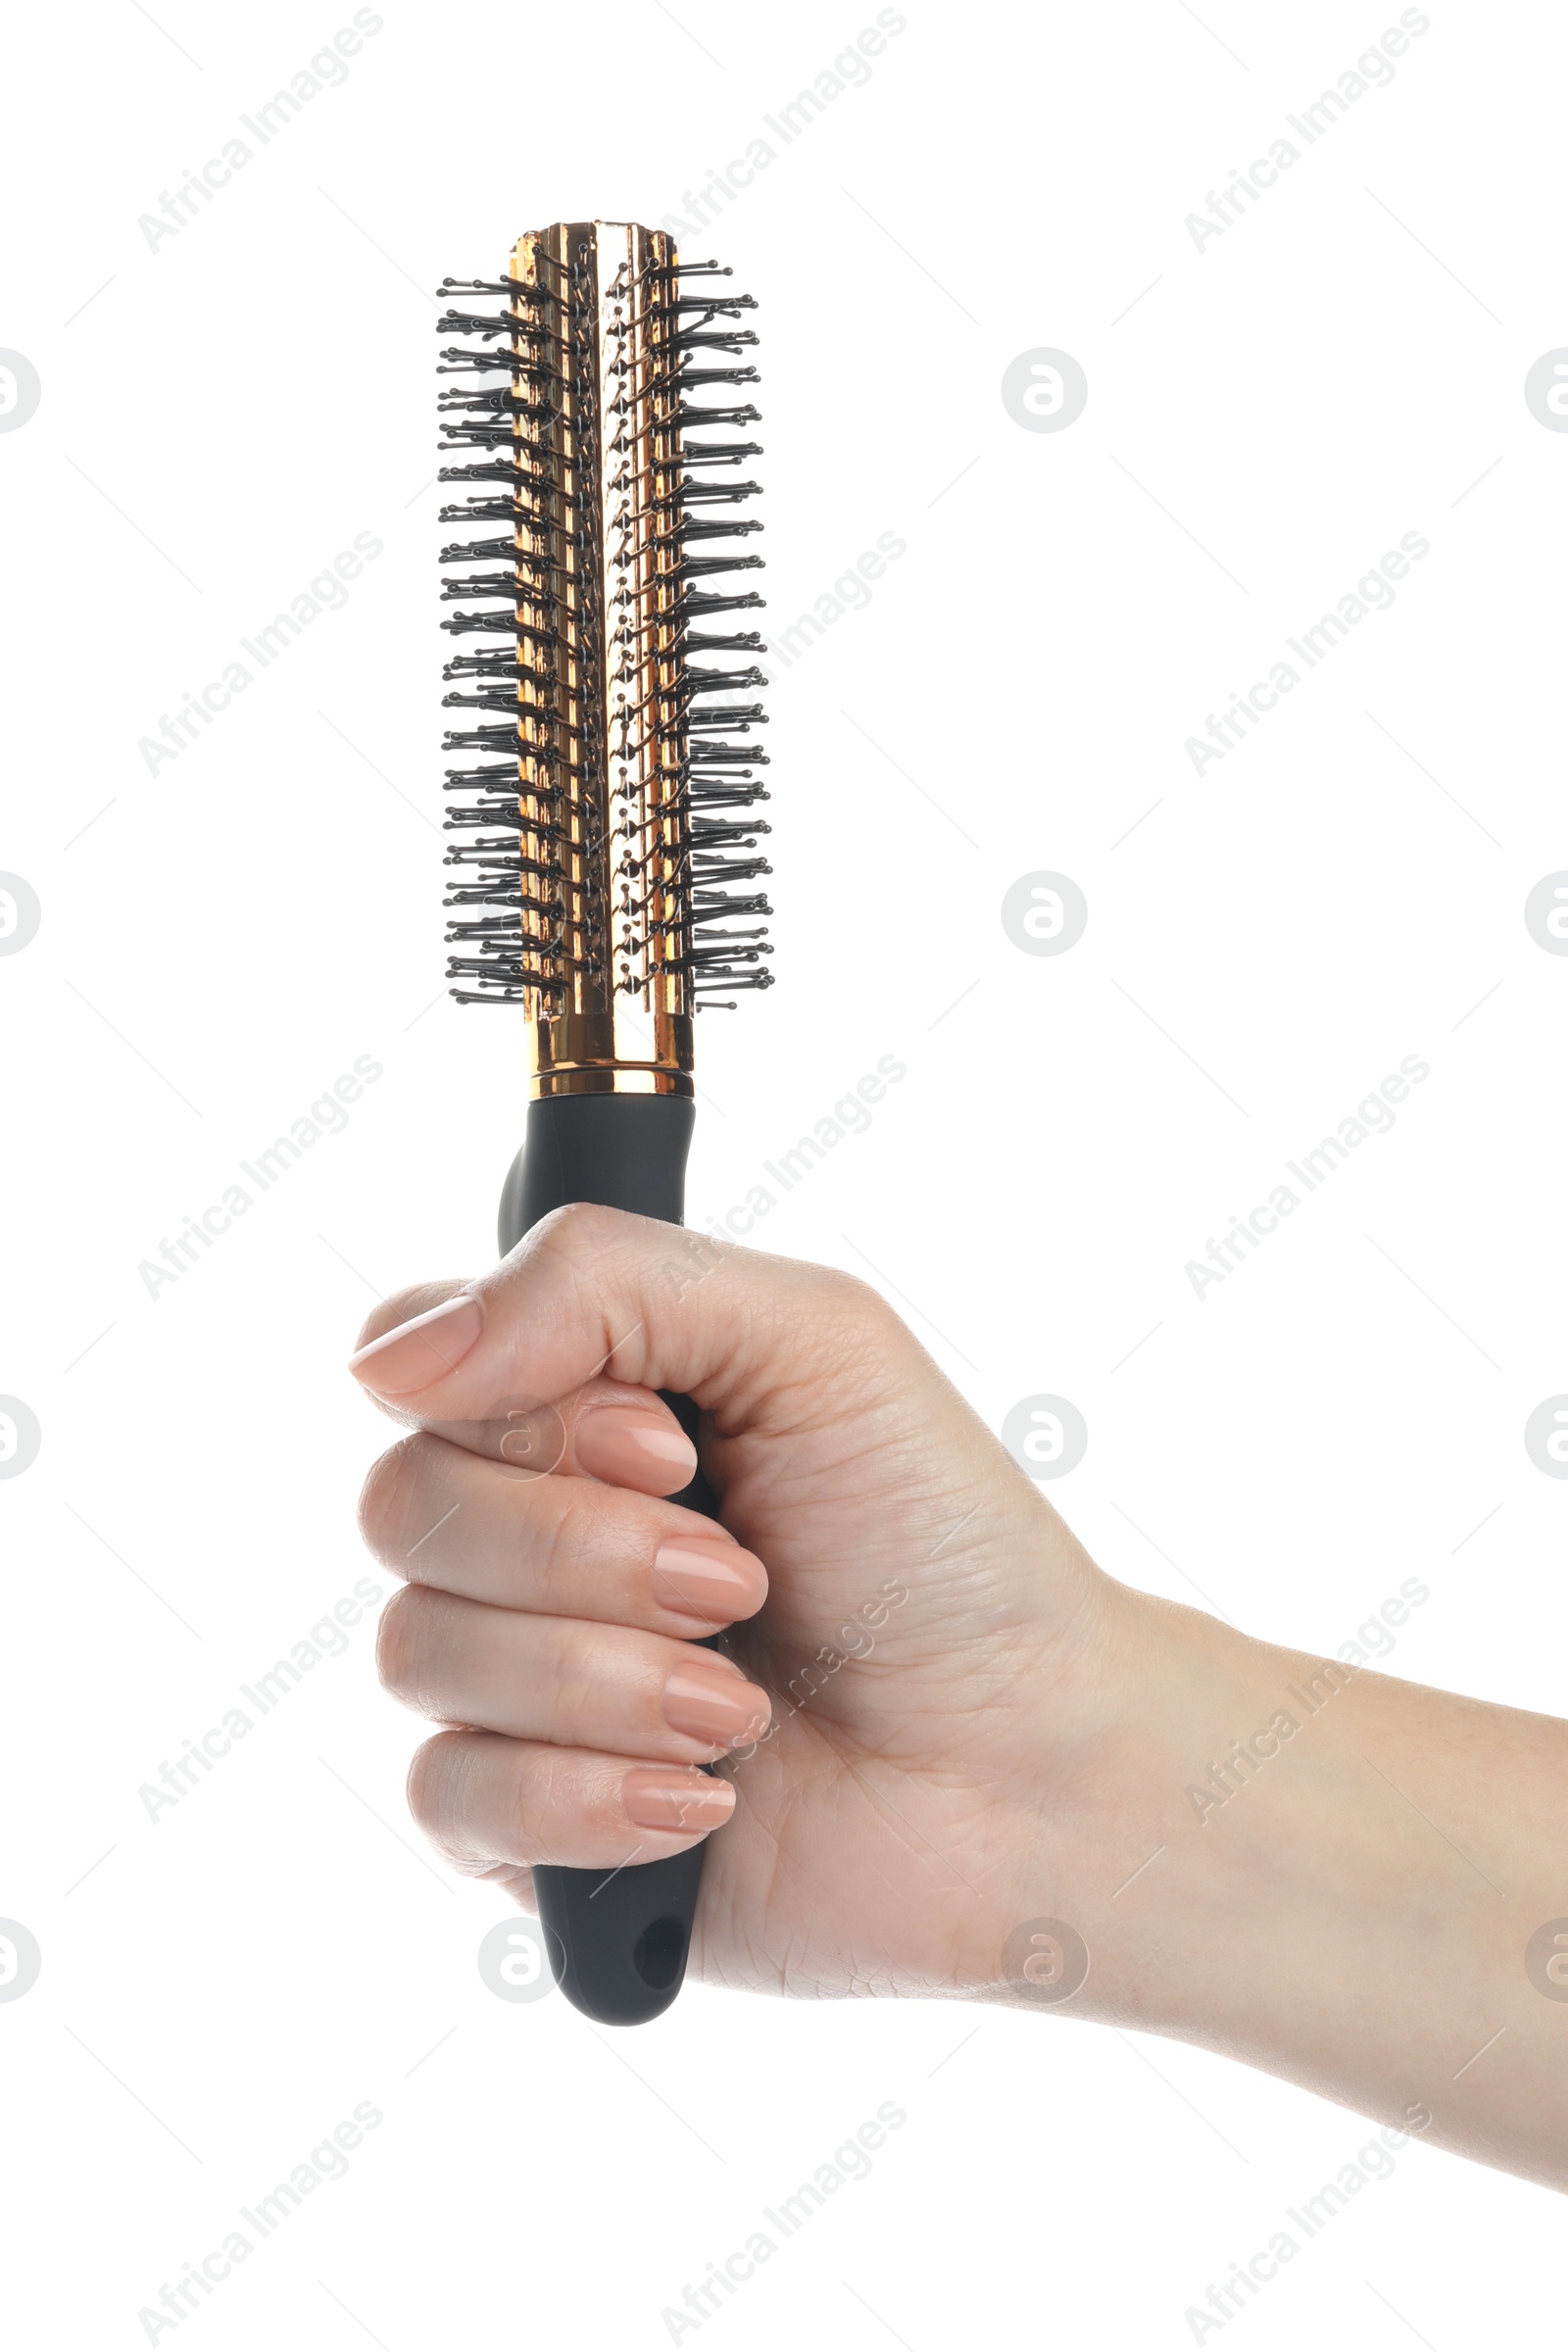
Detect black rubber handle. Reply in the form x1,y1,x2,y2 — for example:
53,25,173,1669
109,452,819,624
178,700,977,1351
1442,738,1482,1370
498,1092,714,2027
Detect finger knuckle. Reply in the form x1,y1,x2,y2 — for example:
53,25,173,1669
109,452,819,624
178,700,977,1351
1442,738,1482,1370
357,1436,411,1564
406,1728,466,1844
536,1483,617,1609
375,1582,437,1702
824,1265,893,1323
550,1647,602,1751
529,1199,624,1263
508,1742,564,1855
357,1434,442,1577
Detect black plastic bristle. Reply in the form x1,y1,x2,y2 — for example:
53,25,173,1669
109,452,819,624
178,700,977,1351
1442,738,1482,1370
437,221,773,1013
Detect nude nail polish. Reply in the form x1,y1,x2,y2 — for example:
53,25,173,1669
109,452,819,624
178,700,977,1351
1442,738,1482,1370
652,1538,766,1625
575,1406,697,1490
348,1294,483,1395
662,1658,771,1749
622,1770,736,1834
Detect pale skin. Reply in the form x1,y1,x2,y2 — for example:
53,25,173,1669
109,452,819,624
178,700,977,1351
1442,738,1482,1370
350,1203,1568,2193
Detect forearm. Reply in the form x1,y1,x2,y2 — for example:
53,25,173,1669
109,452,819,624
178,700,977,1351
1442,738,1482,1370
999,1588,1568,2189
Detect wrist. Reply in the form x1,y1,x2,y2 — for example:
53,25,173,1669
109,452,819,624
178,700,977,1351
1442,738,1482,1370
980,1574,1568,2181
973,1582,1364,2037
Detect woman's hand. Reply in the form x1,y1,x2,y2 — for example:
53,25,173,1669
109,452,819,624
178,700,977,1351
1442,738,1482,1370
351,1203,1568,2191
349,1202,1137,2000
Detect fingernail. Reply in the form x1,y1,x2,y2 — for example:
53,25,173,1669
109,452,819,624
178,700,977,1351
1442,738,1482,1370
662,1658,771,1749
576,1406,697,1491
349,1295,483,1395
622,1769,737,1835
652,1538,767,1626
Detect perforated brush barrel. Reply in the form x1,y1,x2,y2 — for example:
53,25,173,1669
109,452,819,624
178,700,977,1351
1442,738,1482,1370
436,220,773,1096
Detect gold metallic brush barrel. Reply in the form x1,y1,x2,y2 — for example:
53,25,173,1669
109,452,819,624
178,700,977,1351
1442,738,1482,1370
439,222,771,1079
513,223,691,1100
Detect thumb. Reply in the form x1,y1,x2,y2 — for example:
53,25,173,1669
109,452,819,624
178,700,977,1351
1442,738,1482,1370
345,1201,912,1436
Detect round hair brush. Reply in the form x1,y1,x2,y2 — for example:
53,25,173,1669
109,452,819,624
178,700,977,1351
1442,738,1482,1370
436,220,772,2024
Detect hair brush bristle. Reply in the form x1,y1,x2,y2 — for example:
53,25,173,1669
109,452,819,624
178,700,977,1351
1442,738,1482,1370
435,221,773,1024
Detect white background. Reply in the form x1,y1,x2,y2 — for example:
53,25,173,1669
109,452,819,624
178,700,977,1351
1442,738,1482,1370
3,0,1566,2343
